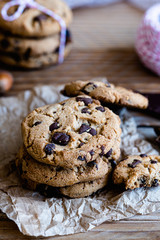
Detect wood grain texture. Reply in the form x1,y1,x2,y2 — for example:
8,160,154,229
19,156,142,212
1,2,160,240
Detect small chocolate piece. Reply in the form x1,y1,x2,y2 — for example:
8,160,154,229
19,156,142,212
105,148,112,158
99,145,105,157
87,161,98,170
76,96,93,106
140,154,148,157
52,132,70,146
109,159,117,168
81,108,91,114
44,143,55,155
79,124,90,134
140,176,147,187
34,14,47,22
128,159,142,168
150,160,157,164
89,149,94,156
83,82,97,94
32,121,41,127
89,128,97,136
96,106,105,112
49,122,59,131
77,156,86,161
152,179,159,187
10,52,21,62
78,142,84,148
66,29,72,43
56,166,63,171
120,157,128,162
24,48,31,60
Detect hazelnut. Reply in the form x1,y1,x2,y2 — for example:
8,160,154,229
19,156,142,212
0,71,13,93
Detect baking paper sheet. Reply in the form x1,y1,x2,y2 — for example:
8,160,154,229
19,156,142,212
0,82,160,237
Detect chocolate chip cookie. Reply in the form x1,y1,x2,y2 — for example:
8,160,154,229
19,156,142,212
22,96,121,168
0,0,72,37
16,145,111,187
23,176,110,198
0,29,71,57
17,156,113,198
0,43,71,68
64,80,148,109
113,155,160,190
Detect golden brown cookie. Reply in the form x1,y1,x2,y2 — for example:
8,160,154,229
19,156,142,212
24,176,111,198
16,145,112,187
0,0,72,37
64,80,148,109
113,154,160,190
0,29,71,57
22,96,121,168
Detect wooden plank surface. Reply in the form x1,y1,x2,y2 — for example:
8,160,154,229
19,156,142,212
1,2,160,240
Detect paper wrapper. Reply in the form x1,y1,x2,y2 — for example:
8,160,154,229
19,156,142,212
0,82,160,237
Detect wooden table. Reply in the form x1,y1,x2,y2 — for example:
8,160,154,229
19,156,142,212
1,2,160,239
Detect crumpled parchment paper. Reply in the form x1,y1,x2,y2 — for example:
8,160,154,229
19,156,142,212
0,83,160,237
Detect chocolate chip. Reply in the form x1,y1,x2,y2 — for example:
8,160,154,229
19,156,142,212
32,121,41,127
89,128,97,136
76,96,93,106
150,160,157,164
89,149,94,156
66,29,72,44
109,159,117,168
56,166,63,171
34,14,47,22
79,124,90,134
77,156,86,161
128,159,142,168
10,52,21,62
78,142,84,148
152,179,159,187
24,48,31,60
87,161,98,170
81,108,91,114
1,39,9,49
140,176,147,187
105,148,113,158
140,154,148,157
99,145,105,157
52,132,70,146
120,157,128,162
55,47,59,53
44,143,55,155
49,122,59,131
96,106,105,112
83,82,97,94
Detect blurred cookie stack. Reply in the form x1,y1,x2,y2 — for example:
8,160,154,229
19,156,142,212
16,96,121,198
0,0,72,68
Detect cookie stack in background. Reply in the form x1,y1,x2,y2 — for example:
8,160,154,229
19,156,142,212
0,0,72,68
16,96,121,198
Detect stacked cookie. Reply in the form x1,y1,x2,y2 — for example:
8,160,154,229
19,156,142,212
0,0,72,68
16,96,121,198
16,79,150,197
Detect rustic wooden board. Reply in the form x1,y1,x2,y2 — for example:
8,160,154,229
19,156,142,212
1,2,160,240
